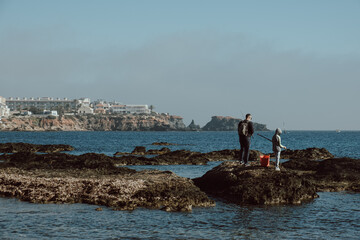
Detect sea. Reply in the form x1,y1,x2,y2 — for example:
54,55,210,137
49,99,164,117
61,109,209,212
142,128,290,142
0,131,359,239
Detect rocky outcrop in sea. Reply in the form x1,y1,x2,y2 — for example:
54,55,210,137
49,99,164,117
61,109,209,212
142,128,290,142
202,116,269,131
193,156,360,206
193,161,319,205
187,120,201,131
0,149,215,212
0,142,74,153
2,143,357,210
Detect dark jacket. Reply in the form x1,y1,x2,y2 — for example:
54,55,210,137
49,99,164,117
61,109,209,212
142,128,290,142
238,120,254,138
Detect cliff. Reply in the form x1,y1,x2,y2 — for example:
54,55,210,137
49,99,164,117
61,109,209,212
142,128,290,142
0,114,187,131
202,116,269,131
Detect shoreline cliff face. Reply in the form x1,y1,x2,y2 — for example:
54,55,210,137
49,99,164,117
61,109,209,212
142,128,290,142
202,116,269,131
0,114,187,131
0,115,269,132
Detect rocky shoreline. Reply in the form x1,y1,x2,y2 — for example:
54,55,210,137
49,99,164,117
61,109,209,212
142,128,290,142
0,114,188,131
0,115,269,131
1,143,359,211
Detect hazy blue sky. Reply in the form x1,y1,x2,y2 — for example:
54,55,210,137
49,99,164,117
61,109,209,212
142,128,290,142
1,0,359,130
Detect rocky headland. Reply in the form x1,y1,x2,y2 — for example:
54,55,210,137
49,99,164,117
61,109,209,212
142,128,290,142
0,115,268,132
202,116,269,131
0,114,188,131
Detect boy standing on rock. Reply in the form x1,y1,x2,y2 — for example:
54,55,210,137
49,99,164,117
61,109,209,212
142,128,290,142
272,128,286,171
238,113,254,166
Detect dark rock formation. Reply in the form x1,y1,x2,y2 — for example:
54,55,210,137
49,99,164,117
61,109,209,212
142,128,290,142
0,168,215,212
113,147,264,165
202,116,268,131
194,155,360,206
0,150,215,211
0,142,74,153
115,150,209,165
187,120,201,131
152,150,209,165
114,147,171,156
1,152,122,171
202,149,263,162
131,146,147,155
145,147,171,155
278,148,334,160
193,161,318,205
283,157,360,192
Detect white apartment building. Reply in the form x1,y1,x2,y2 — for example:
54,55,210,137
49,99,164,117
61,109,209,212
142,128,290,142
110,104,126,114
125,105,151,114
0,96,10,117
111,104,151,114
78,105,94,114
6,97,89,111
77,98,91,106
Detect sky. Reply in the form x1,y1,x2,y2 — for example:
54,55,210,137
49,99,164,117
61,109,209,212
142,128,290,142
0,0,359,130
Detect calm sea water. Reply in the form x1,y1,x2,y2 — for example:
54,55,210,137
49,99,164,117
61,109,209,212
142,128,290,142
0,131,359,239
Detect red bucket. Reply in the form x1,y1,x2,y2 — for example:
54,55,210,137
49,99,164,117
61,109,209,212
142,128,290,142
260,155,270,167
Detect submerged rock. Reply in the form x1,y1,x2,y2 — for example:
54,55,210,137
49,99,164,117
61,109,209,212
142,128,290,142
151,142,179,146
114,147,171,156
193,161,318,205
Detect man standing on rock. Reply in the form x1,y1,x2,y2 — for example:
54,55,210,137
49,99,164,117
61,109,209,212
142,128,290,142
238,113,254,166
272,128,286,171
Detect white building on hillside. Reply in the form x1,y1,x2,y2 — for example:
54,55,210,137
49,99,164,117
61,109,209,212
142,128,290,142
0,96,10,117
110,104,150,114
6,97,78,111
110,104,127,114
77,98,91,106
78,105,94,114
125,105,151,114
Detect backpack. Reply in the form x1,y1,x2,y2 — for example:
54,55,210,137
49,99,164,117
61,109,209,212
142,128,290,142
238,120,249,136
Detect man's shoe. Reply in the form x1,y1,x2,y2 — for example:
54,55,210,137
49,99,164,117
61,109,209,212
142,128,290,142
239,161,245,165
244,163,251,167
275,166,280,171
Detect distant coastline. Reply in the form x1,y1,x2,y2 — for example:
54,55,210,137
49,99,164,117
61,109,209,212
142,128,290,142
0,114,269,132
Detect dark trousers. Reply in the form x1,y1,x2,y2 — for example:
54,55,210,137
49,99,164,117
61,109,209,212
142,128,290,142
239,136,251,164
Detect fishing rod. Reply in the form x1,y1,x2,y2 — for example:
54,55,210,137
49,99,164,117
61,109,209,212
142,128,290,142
257,133,272,142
